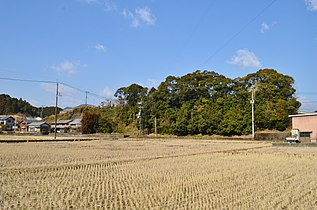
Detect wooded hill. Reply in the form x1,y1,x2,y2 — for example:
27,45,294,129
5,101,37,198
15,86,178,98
106,69,300,136
0,94,61,117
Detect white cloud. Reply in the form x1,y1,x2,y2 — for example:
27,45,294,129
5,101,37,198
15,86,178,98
51,61,81,75
82,0,117,11
136,7,156,25
123,9,140,27
260,22,270,33
123,7,156,28
146,79,161,88
94,44,106,52
100,87,113,98
260,21,277,33
228,49,262,68
305,0,317,10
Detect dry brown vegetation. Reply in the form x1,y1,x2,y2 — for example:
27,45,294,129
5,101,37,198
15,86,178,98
0,139,316,209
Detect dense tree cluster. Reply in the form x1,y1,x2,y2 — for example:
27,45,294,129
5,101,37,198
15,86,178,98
106,69,300,136
0,94,60,117
0,69,301,136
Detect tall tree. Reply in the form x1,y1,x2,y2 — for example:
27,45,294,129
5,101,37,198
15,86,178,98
81,111,100,134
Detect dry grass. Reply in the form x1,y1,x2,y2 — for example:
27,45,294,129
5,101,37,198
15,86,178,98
0,134,101,141
0,139,316,209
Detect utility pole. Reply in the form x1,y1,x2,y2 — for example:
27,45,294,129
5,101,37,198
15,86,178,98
85,91,88,106
54,81,59,140
40,105,44,119
251,88,255,140
249,83,260,140
154,116,157,136
137,101,143,136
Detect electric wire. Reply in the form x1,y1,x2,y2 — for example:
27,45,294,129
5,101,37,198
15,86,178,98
199,0,279,68
0,76,55,84
0,76,109,105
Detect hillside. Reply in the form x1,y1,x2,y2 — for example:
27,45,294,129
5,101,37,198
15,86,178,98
0,94,61,117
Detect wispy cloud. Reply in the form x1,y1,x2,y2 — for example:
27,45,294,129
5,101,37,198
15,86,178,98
82,1,155,27
123,7,156,28
103,0,117,11
228,49,262,68
83,0,99,4
41,83,83,108
136,7,156,25
305,0,317,11
260,22,270,33
100,87,113,98
82,0,117,11
51,61,82,75
41,83,79,96
260,21,277,33
94,44,106,52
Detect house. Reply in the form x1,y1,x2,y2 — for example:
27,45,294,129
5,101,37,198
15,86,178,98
69,119,81,132
51,120,73,133
0,116,16,131
19,117,43,133
28,121,50,134
289,112,317,142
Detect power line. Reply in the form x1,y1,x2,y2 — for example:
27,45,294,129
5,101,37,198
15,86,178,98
0,76,55,84
177,1,215,60
0,76,109,104
60,82,107,100
199,0,279,68
297,92,317,95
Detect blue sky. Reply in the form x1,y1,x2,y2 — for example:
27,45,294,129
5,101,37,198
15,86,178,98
0,0,316,110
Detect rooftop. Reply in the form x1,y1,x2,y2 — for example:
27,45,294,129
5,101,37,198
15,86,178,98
289,112,317,118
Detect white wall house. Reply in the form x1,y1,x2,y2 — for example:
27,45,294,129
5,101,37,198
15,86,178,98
0,116,16,130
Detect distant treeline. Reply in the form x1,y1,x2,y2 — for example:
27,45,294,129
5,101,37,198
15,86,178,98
0,94,61,117
82,69,301,136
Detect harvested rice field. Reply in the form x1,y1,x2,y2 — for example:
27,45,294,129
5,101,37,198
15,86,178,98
0,139,316,209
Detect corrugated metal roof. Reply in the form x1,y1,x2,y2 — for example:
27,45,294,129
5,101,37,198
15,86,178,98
22,119,41,124
51,120,73,124
70,119,81,125
28,122,49,127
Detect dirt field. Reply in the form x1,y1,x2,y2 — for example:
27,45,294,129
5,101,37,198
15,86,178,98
0,139,316,209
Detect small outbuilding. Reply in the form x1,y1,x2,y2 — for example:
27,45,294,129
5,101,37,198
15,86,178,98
289,113,317,142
